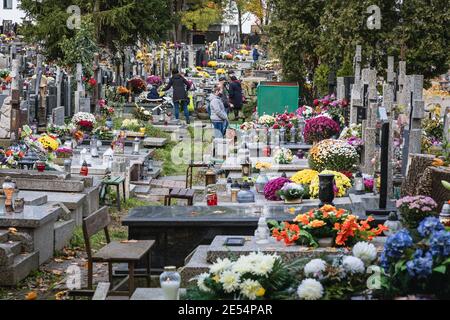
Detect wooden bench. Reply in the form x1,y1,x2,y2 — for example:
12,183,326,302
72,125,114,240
164,188,195,206
100,176,126,210
82,206,154,297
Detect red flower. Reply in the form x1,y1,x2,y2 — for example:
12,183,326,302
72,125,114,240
273,123,280,129
313,99,319,106
322,99,330,106
88,78,97,86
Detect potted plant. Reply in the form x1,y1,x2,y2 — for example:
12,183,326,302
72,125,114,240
396,195,438,229
277,183,306,204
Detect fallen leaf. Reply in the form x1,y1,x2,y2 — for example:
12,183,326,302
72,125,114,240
52,270,63,276
25,291,37,300
8,227,17,234
53,258,64,263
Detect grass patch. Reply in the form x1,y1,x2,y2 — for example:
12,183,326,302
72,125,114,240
153,141,188,176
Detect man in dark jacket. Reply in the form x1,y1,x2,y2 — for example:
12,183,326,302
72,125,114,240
162,68,191,124
228,76,243,120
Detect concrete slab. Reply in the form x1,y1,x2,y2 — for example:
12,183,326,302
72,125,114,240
54,219,76,252
17,191,48,206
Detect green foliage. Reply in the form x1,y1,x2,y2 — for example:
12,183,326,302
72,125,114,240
269,0,450,94
313,64,330,97
59,21,98,75
336,54,354,77
19,0,172,60
181,6,222,31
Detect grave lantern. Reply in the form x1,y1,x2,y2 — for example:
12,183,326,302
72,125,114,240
230,180,240,203
290,126,296,144
439,202,450,227
318,174,335,207
132,137,141,155
354,171,365,194
80,160,89,176
241,156,251,177
383,212,402,236
2,177,17,213
90,136,99,158
279,127,286,145
205,165,217,186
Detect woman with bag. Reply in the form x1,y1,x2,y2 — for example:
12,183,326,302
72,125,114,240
162,68,191,124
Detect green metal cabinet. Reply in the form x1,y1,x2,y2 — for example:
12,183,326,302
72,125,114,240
256,82,300,116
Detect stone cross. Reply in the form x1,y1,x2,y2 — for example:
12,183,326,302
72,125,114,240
56,67,62,110
350,45,363,124
444,107,450,143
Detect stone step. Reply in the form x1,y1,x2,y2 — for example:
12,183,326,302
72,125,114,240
0,229,8,242
133,185,151,194
0,241,22,256
0,251,39,286
179,245,210,287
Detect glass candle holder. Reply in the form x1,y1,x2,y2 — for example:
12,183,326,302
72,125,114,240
159,266,181,300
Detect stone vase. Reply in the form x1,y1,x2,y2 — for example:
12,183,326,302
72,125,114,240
317,237,334,248
284,198,302,204
318,174,335,206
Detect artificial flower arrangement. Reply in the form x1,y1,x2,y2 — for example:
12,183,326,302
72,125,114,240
309,170,352,198
312,95,348,127
207,61,218,68
277,183,307,203
127,77,147,95
37,134,60,151
269,205,387,247
83,76,97,94
240,121,256,131
98,99,115,117
303,115,340,144
339,124,363,150
258,114,276,127
296,105,315,120
216,68,226,75
133,104,153,122
396,196,438,229
117,86,130,96
308,139,359,172
20,125,58,164
55,147,73,159
121,119,141,132
146,75,162,86
0,145,26,168
0,69,10,80
186,253,302,300
263,177,291,201
296,243,378,300
378,217,450,299
91,126,114,140
272,112,297,129
72,112,96,131
255,161,272,171
272,147,294,164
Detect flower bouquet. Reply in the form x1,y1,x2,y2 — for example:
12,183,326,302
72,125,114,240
258,115,276,127
146,75,162,86
117,86,130,96
128,77,147,95
273,147,293,164
396,196,438,229
296,244,377,300
83,77,97,94
72,112,96,132
379,217,450,299
207,61,218,68
269,205,387,248
255,161,272,171
55,147,73,159
291,169,319,185
263,177,291,201
216,68,226,75
186,253,302,300
277,183,307,204
0,146,26,169
304,116,340,144
308,139,359,172
272,112,297,129
296,105,315,120
98,99,115,118
133,104,153,122
240,121,255,131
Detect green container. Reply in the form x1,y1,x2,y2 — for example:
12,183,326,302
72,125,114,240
256,82,299,116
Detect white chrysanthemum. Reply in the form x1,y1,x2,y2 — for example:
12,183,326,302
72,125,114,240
240,279,264,300
196,273,211,292
303,259,327,277
210,258,232,275
219,270,240,293
352,242,377,265
231,259,253,275
297,279,324,300
342,256,365,274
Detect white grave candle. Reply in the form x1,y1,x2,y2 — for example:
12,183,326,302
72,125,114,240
161,279,180,300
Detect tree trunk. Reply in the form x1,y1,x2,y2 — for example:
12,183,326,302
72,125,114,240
237,7,243,44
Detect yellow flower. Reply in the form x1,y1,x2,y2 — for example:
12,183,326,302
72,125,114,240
288,207,296,214
309,170,352,198
291,169,319,185
207,61,218,68
216,68,226,75
213,275,220,282
38,135,59,151
256,287,265,297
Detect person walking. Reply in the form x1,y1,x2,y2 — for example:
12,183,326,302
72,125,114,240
209,85,228,138
252,45,260,62
218,76,230,113
162,68,191,124
228,75,244,120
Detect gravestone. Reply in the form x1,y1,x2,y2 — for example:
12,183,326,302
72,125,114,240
79,97,91,113
52,106,65,126
0,96,12,139
444,107,450,143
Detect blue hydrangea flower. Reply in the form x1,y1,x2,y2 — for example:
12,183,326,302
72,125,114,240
406,249,433,279
381,229,414,270
429,230,450,257
417,217,445,237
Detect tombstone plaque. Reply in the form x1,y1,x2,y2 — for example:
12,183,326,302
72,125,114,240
52,106,65,126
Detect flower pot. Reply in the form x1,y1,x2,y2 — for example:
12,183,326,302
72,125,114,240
317,237,334,248
284,198,303,204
